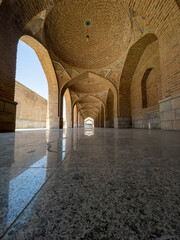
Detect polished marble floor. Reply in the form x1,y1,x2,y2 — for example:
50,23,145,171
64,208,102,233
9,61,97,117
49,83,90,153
0,128,179,240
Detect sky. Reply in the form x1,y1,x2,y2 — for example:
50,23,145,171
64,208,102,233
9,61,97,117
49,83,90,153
16,40,66,119
16,40,48,100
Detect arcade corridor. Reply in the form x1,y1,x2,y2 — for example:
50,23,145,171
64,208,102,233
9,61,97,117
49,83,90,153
0,128,179,239
0,1,180,239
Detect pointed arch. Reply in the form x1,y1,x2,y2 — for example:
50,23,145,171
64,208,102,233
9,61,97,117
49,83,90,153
119,33,158,117
20,35,59,128
73,95,105,128
60,72,118,128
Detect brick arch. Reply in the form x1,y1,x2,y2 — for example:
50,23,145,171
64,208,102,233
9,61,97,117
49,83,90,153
61,72,118,95
20,35,59,129
119,33,158,117
73,95,105,110
78,105,100,116
85,117,94,127
60,72,118,128
130,37,162,129
73,95,105,128
79,108,99,127
80,108,97,118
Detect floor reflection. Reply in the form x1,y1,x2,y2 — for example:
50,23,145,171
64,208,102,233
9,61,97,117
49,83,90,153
0,129,72,238
7,156,47,225
84,127,94,136
62,129,67,160
0,128,179,239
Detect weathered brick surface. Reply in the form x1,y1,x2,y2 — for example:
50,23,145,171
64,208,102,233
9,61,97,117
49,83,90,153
15,81,47,129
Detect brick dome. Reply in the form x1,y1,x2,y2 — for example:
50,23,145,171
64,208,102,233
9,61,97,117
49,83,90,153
44,0,131,69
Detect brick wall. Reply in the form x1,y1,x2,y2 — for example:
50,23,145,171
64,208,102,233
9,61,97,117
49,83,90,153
15,81,47,129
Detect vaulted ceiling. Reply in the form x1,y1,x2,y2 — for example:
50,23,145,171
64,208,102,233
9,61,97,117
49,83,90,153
44,0,131,69
21,0,153,121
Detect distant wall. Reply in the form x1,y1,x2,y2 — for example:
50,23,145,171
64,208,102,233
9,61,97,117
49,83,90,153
15,81,47,129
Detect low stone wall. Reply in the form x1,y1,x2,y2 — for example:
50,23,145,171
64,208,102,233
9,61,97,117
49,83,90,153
114,117,132,128
160,93,180,130
104,120,115,128
132,110,160,129
16,119,46,129
0,98,17,132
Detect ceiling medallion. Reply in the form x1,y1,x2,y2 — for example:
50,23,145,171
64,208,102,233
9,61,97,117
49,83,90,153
85,20,90,41
85,20,91,26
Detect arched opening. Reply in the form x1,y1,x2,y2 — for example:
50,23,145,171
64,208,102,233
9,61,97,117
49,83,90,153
15,40,48,129
73,95,105,128
60,72,118,129
84,117,94,128
119,33,158,117
78,111,84,127
105,89,114,128
63,95,66,128
73,104,78,128
15,35,59,130
119,33,161,129
141,69,152,108
63,88,72,128
101,105,104,128
84,117,94,136
130,36,161,129
141,68,158,109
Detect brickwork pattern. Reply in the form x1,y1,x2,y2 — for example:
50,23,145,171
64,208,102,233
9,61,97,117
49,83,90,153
15,81,47,129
